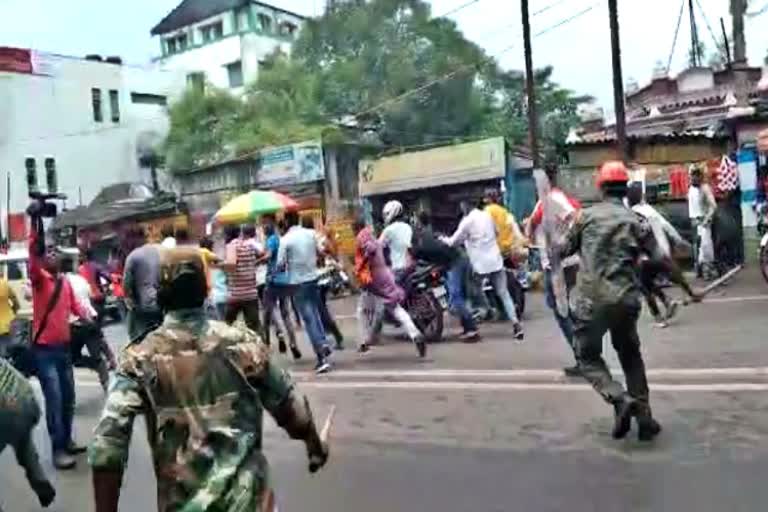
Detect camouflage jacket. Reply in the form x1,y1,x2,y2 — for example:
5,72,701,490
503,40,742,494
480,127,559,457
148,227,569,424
560,198,651,319
88,309,310,512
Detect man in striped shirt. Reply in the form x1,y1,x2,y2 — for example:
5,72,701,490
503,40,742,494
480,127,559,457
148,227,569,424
224,225,263,333
0,357,56,508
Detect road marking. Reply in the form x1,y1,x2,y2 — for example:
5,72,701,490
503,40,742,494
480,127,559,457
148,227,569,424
74,366,768,382
70,379,768,392
284,367,768,380
701,295,768,304
295,381,768,392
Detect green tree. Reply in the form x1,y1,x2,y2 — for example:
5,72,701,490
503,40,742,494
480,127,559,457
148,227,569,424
164,0,590,172
164,87,240,171
290,0,497,146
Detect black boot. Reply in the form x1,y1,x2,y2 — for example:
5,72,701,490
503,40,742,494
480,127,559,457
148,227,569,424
612,395,638,440
32,479,56,507
636,404,662,442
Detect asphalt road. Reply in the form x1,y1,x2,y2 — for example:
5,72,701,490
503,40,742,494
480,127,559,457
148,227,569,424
2,268,767,511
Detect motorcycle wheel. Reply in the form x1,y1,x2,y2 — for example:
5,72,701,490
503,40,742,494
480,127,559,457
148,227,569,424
407,291,444,343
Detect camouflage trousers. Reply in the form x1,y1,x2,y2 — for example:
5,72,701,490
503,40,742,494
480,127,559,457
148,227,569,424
0,398,49,500
572,296,650,406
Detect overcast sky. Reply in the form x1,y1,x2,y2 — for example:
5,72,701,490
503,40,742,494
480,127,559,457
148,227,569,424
1,0,767,112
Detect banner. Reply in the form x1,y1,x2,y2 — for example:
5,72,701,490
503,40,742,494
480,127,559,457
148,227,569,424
256,140,325,187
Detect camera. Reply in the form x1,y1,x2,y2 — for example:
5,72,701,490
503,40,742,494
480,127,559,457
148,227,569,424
25,157,67,218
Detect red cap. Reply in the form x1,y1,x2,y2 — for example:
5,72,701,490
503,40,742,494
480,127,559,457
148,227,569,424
596,161,629,188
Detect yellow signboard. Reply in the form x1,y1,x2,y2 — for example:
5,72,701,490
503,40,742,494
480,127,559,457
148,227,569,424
326,217,356,257
359,137,506,196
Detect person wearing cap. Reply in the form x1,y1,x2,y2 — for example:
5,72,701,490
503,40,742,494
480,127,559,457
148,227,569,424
89,247,329,512
26,201,92,470
688,165,718,279
558,161,661,442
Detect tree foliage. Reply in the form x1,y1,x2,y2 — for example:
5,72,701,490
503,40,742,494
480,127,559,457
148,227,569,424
164,0,590,173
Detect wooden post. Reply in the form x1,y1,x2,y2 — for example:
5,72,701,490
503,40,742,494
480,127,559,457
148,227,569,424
608,0,628,161
520,0,540,167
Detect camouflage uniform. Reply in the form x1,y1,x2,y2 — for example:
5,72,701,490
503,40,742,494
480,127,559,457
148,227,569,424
561,198,652,408
89,248,324,512
0,357,54,506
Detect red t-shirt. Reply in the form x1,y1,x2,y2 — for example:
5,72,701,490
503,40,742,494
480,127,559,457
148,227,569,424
30,234,88,346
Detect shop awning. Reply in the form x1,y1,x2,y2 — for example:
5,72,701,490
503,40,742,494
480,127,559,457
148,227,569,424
359,137,507,197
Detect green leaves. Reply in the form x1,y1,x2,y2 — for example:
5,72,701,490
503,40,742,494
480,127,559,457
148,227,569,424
164,0,590,173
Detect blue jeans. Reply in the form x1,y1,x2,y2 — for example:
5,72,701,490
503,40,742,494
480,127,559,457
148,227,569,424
293,281,329,360
447,258,477,332
33,345,75,452
544,269,574,348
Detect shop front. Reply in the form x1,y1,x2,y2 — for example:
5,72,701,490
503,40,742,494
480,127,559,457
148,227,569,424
359,137,533,233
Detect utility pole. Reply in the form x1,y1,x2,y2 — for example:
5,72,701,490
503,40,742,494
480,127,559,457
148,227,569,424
688,0,702,66
730,0,747,65
520,0,540,167
608,0,627,161
720,17,732,68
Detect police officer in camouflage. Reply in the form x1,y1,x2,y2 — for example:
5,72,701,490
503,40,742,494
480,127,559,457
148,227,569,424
559,161,662,442
88,248,329,512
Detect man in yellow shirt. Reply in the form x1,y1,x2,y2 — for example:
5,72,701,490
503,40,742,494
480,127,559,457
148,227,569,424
0,269,20,345
484,188,526,262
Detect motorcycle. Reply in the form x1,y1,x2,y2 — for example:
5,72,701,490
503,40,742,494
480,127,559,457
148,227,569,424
757,202,768,284
70,320,114,393
317,257,352,298
481,256,527,321
100,274,124,324
400,262,447,343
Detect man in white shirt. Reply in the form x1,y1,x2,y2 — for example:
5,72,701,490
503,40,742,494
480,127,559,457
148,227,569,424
277,212,332,374
160,225,176,249
445,199,523,340
628,183,701,325
527,169,581,375
688,165,717,279
60,256,114,392
379,200,413,278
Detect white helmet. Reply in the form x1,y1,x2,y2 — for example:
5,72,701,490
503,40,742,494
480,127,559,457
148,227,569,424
382,200,404,225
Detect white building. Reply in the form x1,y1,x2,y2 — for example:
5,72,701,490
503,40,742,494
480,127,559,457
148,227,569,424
0,47,183,241
151,0,306,94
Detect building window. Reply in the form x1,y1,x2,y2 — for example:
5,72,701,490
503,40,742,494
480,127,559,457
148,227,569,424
235,6,250,31
257,14,273,33
177,33,189,50
187,72,205,93
109,90,120,123
227,61,244,88
130,92,167,106
91,88,103,122
200,21,224,43
279,22,298,38
165,33,188,54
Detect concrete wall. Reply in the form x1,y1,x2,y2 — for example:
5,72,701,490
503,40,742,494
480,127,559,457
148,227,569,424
155,3,301,95
0,53,181,237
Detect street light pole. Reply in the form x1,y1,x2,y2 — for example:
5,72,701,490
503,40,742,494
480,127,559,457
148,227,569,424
521,0,540,167
608,0,628,161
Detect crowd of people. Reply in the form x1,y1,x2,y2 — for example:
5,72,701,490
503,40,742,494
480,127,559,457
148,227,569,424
1,158,732,511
